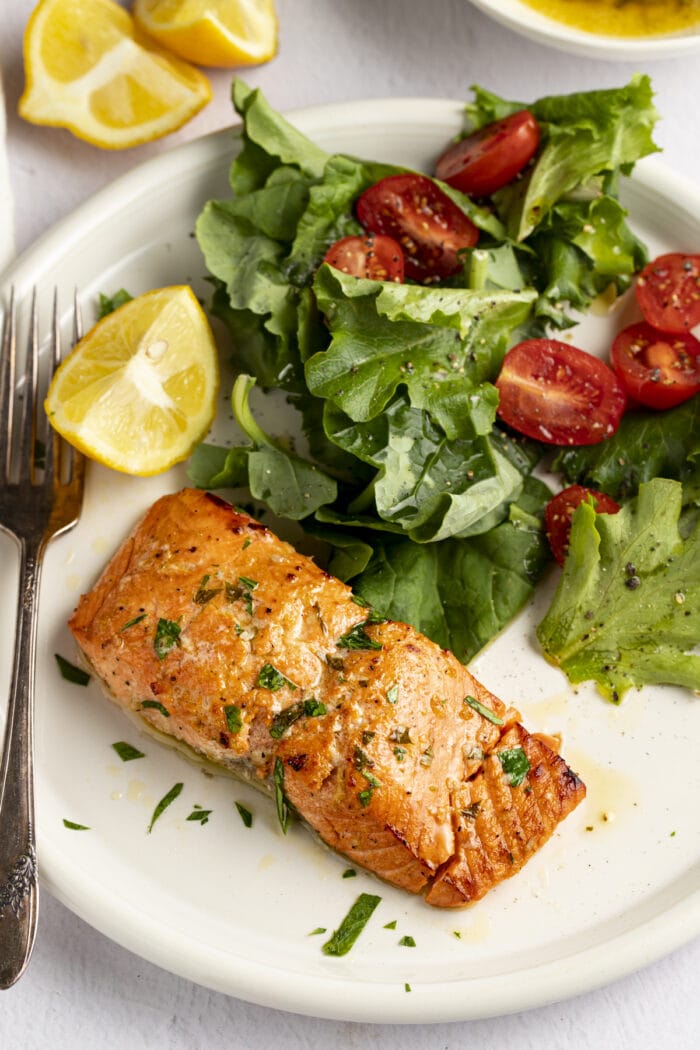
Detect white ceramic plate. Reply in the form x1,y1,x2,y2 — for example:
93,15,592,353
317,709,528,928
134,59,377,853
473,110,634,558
1,99,699,1023
468,0,700,60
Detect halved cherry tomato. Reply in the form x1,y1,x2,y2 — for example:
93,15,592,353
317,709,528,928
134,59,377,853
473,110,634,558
610,321,700,410
545,485,620,567
355,173,479,282
323,234,405,282
435,110,540,197
495,339,627,446
635,253,700,333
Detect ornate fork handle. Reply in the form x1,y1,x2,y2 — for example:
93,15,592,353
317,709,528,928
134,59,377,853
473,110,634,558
0,532,43,989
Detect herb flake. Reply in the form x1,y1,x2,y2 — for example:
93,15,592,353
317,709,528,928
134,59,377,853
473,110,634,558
148,782,183,833
388,726,411,745
269,697,327,739
257,663,296,692
186,806,212,825
194,575,222,605
140,699,170,718
55,654,90,686
498,746,531,787
224,704,243,734
353,746,373,771
274,757,290,833
153,618,181,661
121,613,146,631
461,802,481,821
111,741,145,762
358,769,381,808
463,694,504,726
321,893,382,956
337,621,382,651
235,802,253,827
63,819,89,830
97,288,133,318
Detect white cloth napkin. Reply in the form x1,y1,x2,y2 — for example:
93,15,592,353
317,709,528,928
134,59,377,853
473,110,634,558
0,62,15,274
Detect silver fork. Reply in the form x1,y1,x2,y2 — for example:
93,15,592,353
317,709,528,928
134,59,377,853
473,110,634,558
0,289,85,988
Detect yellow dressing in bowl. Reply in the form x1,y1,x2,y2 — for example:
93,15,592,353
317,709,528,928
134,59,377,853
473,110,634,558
521,0,700,38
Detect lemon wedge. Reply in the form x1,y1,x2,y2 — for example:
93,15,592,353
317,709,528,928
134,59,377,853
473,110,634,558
19,0,212,149
133,0,278,68
45,287,220,476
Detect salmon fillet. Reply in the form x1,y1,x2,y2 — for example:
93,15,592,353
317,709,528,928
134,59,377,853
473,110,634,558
69,488,585,907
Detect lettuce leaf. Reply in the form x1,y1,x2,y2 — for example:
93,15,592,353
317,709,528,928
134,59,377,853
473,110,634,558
537,479,700,700
307,265,534,430
465,75,659,240
553,396,700,500
230,80,330,188
458,77,657,328
351,476,552,662
322,398,525,542
188,376,337,520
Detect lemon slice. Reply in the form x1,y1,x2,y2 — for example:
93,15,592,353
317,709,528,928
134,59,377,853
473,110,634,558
19,0,212,149
133,0,278,67
45,287,220,476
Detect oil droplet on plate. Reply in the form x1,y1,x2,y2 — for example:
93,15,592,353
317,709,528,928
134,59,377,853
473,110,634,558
452,911,490,944
523,691,572,725
566,747,639,829
257,853,277,872
126,781,146,802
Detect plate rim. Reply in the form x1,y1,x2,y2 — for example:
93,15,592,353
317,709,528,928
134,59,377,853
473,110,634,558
1,96,699,1022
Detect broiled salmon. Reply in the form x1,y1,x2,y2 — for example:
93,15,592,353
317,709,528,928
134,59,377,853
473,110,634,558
69,488,585,906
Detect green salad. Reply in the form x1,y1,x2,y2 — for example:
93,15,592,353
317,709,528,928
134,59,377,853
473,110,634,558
189,76,700,700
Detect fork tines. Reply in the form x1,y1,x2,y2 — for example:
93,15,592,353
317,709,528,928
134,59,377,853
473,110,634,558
0,287,84,492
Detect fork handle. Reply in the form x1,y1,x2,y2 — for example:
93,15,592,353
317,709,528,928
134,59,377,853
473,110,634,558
0,535,41,989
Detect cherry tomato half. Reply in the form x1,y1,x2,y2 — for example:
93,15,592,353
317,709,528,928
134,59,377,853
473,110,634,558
435,110,540,198
545,485,620,567
635,253,700,334
355,173,479,282
610,321,700,410
323,234,405,282
495,339,627,446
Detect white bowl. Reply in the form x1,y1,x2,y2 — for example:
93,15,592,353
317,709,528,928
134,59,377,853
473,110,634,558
468,0,700,60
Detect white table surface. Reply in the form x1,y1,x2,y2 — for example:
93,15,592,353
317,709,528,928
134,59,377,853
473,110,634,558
1,1,699,1046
